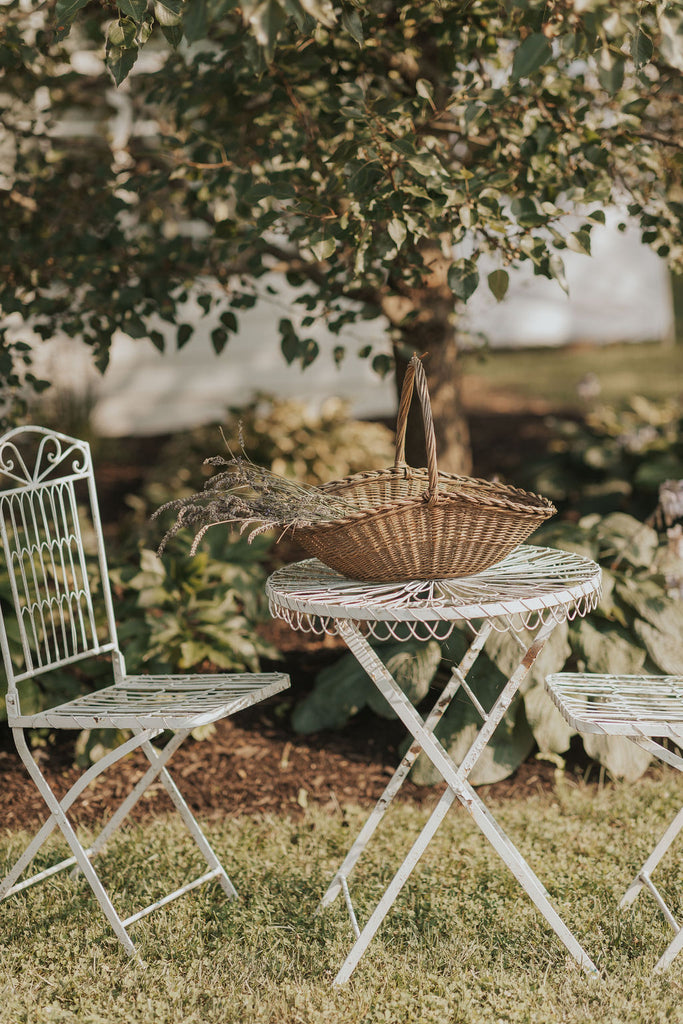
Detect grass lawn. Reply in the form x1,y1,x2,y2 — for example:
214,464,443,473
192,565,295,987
1,769,682,1023
462,340,683,411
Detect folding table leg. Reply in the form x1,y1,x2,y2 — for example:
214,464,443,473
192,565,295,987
331,621,598,983
333,786,457,985
318,622,493,913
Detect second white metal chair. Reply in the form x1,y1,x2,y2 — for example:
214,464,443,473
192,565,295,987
0,426,290,960
545,671,683,972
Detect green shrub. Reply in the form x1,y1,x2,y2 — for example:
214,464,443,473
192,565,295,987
111,529,279,675
519,396,683,518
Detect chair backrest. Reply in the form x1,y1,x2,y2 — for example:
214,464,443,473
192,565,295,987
0,427,120,706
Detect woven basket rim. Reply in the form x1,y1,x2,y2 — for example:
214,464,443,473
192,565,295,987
294,466,556,532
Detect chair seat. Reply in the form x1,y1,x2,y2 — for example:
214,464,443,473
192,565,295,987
13,673,290,731
545,672,683,740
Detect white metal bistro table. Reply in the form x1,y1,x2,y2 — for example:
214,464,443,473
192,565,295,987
266,544,602,984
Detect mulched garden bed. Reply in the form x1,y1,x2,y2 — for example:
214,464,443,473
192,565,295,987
0,696,562,832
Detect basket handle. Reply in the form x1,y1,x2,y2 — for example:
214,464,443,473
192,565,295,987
394,354,440,505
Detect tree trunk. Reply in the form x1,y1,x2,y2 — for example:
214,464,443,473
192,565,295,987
383,245,472,476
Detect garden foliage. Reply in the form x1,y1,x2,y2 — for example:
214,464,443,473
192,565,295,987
292,398,683,785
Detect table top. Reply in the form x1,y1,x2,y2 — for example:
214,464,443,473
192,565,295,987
266,544,602,640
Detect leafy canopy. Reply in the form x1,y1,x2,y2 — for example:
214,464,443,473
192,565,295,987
1,1,681,416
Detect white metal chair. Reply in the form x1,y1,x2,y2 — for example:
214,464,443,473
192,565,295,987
545,671,683,971
0,426,289,960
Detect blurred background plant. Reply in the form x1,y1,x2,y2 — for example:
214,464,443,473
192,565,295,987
127,394,395,532
517,395,683,520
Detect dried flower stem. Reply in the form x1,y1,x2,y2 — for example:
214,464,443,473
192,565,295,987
153,453,359,555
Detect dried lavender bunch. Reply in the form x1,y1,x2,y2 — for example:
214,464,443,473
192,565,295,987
153,454,358,555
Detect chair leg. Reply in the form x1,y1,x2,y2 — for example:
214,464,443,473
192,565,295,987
3,729,142,959
138,735,238,900
83,730,189,863
72,730,238,901
620,804,683,915
1,728,157,900
655,921,683,972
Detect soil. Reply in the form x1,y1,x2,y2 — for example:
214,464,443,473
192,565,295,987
0,406,586,831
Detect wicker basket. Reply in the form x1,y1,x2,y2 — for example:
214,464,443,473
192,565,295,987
293,355,556,581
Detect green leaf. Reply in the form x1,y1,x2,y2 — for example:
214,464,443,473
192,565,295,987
183,0,208,41
567,229,592,256
486,620,571,697
341,6,363,47
118,0,148,21
281,334,299,365
415,78,435,106
292,640,440,734
366,641,441,719
512,33,552,81
596,512,659,569
301,338,319,368
211,328,228,353
631,28,653,69
573,619,647,675
659,11,683,72
220,310,238,332
161,22,184,46
310,236,335,261
583,733,652,783
448,259,479,301
387,218,407,249
106,45,139,85
510,196,546,227
411,679,534,787
634,620,683,674
247,0,286,62
108,18,137,47
615,579,683,638
549,254,569,294
371,353,393,379
55,0,90,26
523,683,574,755
597,47,625,94
154,0,183,25
291,653,372,734
487,269,509,303
176,323,193,348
